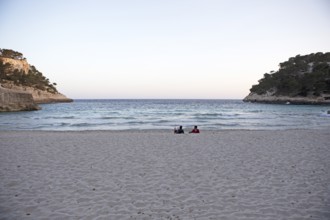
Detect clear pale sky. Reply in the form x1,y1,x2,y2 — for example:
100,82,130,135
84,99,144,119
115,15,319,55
1,0,330,99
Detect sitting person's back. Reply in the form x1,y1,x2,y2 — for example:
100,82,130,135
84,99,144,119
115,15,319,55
189,125,200,133
174,126,184,134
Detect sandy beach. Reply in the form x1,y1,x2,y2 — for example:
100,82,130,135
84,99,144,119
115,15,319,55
0,129,329,220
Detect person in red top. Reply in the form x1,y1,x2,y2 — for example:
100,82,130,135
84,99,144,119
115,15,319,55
189,125,200,133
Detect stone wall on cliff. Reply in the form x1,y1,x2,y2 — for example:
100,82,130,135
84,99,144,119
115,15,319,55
0,86,40,112
1,83,72,103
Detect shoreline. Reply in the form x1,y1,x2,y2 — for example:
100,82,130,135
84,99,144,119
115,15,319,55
1,126,330,133
1,129,329,219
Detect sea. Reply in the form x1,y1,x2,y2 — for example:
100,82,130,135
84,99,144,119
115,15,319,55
0,99,329,131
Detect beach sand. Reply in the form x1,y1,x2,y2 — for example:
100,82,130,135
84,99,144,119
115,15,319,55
0,130,329,220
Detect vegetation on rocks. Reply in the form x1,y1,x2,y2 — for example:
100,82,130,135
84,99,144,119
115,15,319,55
250,52,330,97
0,49,58,93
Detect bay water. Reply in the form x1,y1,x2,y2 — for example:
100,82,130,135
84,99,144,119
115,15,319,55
0,99,329,131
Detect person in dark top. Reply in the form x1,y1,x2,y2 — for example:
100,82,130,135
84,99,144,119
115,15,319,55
189,125,200,133
174,126,184,134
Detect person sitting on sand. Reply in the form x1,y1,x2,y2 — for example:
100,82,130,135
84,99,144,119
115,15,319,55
174,126,184,134
189,125,200,133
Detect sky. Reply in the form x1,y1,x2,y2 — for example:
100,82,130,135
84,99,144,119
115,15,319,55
1,0,330,99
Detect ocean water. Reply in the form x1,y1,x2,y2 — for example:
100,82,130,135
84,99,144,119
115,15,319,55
0,99,329,131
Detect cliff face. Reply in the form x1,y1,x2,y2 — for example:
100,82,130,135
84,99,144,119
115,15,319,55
1,82,72,104
244,52,330,104
0,49,72,111
1,57,30,74
243,92,330,104
0,86,40,112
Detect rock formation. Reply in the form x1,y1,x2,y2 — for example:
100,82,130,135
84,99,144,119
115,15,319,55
243,91,330,104
0,49,72,112
1,82,72,104
244,52,330,104
0,86,40,112
1,57,30,74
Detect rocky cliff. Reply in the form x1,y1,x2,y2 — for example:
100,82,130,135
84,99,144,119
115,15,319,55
244,52,330,104
1,57,30,74
243,91,330,104
0,49,72,111
1,82,72,104
0,86,40,112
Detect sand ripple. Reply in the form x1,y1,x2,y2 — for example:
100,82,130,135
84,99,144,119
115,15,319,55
0,130,330,219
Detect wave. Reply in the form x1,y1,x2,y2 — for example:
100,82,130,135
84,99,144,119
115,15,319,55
100,116,118,119
100,116,136,120
194,113,224,117
152,119,171,123
247,110,263,113
44,116,75,119
320,112,330,117
127,121,146,125
58,122,70,126
194,113,240,117
193,114,241,121
212,122,240,127
70,123,94,127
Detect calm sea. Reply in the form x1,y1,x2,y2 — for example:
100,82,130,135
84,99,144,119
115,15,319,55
0,99,329,131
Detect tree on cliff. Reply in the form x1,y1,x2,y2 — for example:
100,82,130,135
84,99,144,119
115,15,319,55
0,60,11,79
249,52,330,97
0,49,58,93
0,49,24,60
